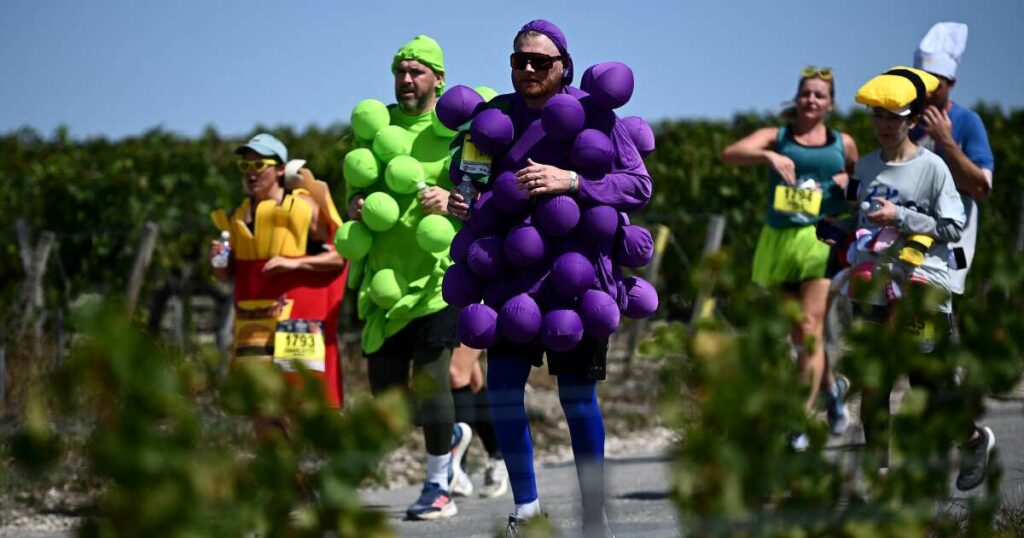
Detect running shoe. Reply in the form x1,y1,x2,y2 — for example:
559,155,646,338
479,458,509,498
956,426,995,491
826,375,851,436
406,482,457,520
449,422,474,497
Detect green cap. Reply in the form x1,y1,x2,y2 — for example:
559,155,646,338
392,35,446,95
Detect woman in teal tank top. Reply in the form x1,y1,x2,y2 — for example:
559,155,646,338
721,68,859,433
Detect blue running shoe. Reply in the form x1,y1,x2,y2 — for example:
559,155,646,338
406,482,457,520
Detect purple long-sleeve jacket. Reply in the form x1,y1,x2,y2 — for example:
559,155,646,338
486,86,653,303
490,86,653,211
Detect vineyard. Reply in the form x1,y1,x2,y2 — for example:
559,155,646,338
1,105,1023,536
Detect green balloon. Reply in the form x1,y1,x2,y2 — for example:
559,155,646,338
372,125,412,163
343,148,380,188
475,86,499,102
362,191,399,232
351,99,390,141
416,214,456,254
431,109,457,137
369,268,407,309
333,220,373,260
385,155,425,194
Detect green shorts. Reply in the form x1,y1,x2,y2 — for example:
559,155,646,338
751,224,829,288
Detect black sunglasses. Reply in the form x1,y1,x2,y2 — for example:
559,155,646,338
510,52,564,71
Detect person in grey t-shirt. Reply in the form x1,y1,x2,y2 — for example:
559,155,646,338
848,72,993,491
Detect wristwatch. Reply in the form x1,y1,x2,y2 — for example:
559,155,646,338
568,170,579,194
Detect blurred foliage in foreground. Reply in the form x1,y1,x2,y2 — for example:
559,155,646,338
643,248,1024,537
7,301,407,537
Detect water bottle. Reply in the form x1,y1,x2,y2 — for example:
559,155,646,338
211,231,231,268
455,177,477,221
860,199,883,214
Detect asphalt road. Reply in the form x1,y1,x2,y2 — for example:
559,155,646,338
360,396,1024,538
361,449,679,538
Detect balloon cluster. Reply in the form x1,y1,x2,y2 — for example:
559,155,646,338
436,62,659,351
334,99,455,267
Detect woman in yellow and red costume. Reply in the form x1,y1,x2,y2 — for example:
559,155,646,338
211,133,348,407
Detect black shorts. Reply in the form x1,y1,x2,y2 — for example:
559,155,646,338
489,337,609,381
364,306,459,358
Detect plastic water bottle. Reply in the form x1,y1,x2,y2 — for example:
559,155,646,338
211,231,231,268
860,199,883,214
455,177,477,221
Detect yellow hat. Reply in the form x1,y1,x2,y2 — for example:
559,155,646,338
855,66,939,116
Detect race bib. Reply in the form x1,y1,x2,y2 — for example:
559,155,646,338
773,185,822,216
273,319,326,372
459,135,492,176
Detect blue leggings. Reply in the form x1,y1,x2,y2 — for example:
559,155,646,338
486,353,606,505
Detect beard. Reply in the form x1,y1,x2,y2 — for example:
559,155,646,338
397,87,432,115
514,75,560,101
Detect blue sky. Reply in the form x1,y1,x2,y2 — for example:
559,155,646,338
2,0,1022,140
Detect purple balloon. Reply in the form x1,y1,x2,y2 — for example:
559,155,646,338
498,293,543,343
450,226,475,264
467,235,506,279
621,276,659,319
570,129,616,176
579,205,620,249
615,225,654,268
442,264,483,307
622,116,655,159
580,289,620,339
470,108,515,156
619,212,631,226
437,85,485,131
491,170,531,216
540,309,584,352
550,252,596,299
469,191,508,237
540,94,585,141
458,303,499,349
534,195,580,238
580,62,634,110
504,224,547,269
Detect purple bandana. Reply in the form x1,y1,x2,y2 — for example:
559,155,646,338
516,19,573,85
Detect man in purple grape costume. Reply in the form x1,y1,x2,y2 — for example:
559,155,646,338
443,20,656,535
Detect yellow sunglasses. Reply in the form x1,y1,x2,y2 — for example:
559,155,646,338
801,65,833,80
236,158,279,174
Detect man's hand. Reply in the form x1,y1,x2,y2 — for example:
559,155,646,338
263,256,300,275
447,189,470,220
515,158,572,196
921,105,955,149
419,186,450,215
866,197,899,226
347,195,365,220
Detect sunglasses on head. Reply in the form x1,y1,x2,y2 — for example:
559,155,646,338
236,158,279,174
510,52,564,71
801,65,833,80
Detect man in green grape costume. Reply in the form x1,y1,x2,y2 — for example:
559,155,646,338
333,35,496,520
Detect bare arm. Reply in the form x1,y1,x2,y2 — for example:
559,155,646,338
721,127,797,184
921,105,992,199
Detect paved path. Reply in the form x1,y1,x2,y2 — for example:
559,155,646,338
361,450,680,538
360,396,1024,537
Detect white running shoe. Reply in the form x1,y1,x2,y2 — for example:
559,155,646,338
449,422,474,497
479,458,509,498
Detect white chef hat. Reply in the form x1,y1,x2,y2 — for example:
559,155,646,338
913,22,968,81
